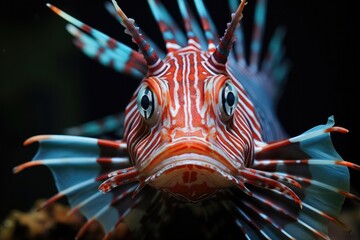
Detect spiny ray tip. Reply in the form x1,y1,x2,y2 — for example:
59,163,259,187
111,0,128,21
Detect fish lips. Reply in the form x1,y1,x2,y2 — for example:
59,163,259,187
144,154,238,202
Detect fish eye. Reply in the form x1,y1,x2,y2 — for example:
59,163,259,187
137,86,155,120
219,81,238,120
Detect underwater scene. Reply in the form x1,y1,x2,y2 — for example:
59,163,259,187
1,1,359,239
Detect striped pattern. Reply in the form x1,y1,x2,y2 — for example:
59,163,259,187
122,44,262,201
148,0,183,52
14,1,360,239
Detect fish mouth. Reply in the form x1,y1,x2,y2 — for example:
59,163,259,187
141,139,241,175
146,154,236,185
144,153,238,202
138,139,243,202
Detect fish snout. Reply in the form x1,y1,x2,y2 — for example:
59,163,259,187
142,140,240,202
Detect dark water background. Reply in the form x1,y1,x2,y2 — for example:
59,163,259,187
1,0,358,226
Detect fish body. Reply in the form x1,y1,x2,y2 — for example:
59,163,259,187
15,0,360,239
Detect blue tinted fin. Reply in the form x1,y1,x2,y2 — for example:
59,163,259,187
249,0,267,72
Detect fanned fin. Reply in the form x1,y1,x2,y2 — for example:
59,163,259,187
255,116,348,158
236,207,273,239
242,200,296,240
237,116,357,239
14,135,147,237
66,24,146,79
249,192,332,239
47,3,147,79
75,186,140,238
231,188,333,239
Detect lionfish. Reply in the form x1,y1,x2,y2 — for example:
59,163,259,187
15,0,359,239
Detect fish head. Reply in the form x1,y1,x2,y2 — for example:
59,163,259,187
124,49,254,202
